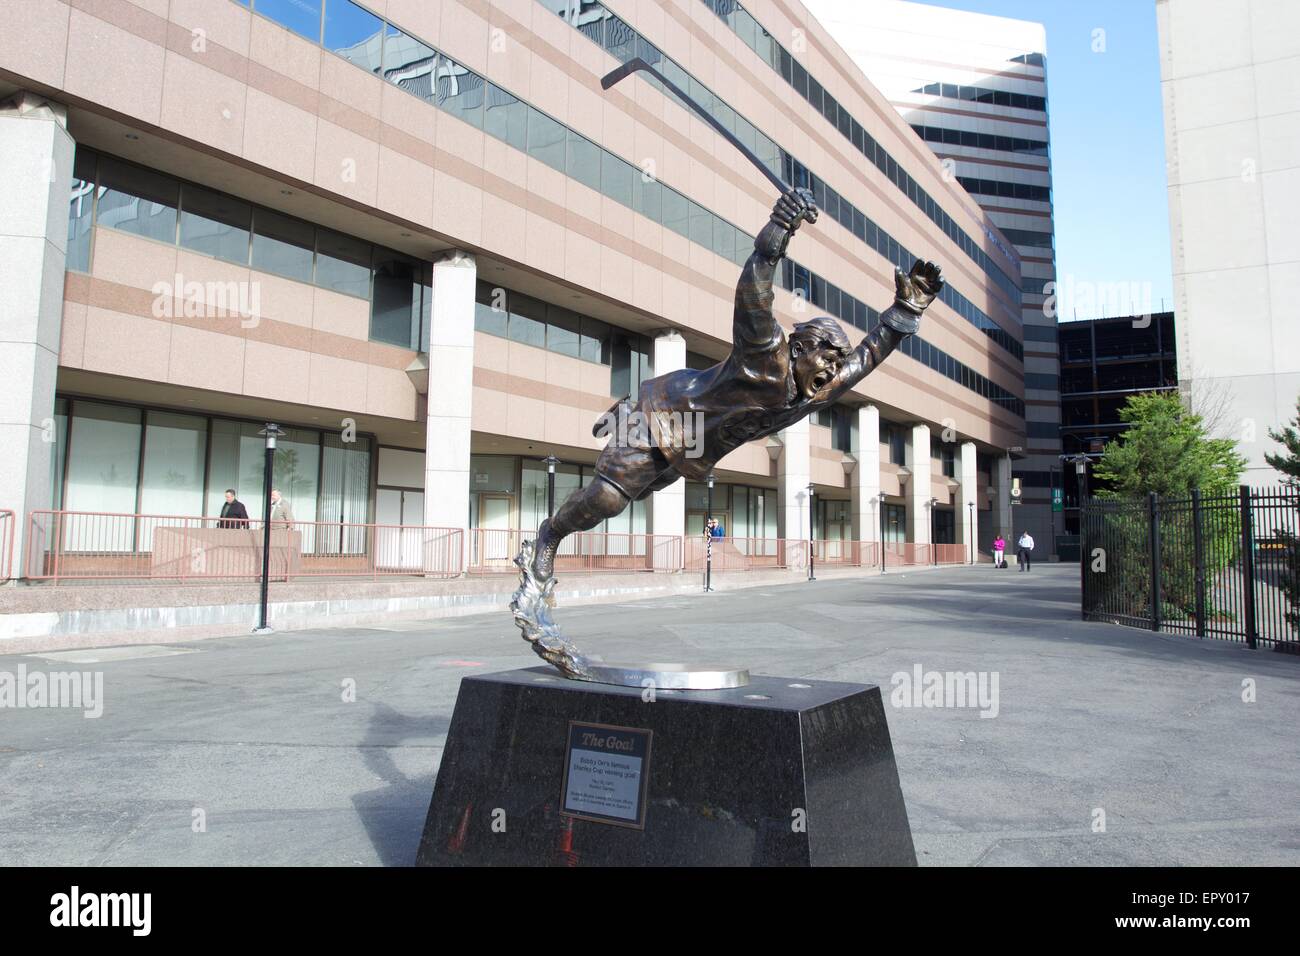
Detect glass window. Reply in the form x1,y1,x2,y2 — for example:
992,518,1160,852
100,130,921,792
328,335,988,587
712,216,734,262
179,184,251,264
632,171,662,222
661,186,688,237
272,427,321,542
254,0,323,43
323,0,383,74
484,83,527,151
320,432,372,552
580,315,610,365
688,202,711,249
315,228,370,297
600,150,633,206
575,0,606,45
252,208,314,282
436,57,484,127
96,156,177,244
546,304,581,357
68,148,95,273
566,131,601,191
64,402,142,549
520,459,581,533
381,25,437,100
371,249,418,348
474,280,508,336
526,107,567,172
50,397,68,511
140,411,206,519
508,292,547,349
603,12,635,62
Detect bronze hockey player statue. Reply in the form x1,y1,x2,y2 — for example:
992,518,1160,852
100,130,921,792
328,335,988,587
511,186,944,681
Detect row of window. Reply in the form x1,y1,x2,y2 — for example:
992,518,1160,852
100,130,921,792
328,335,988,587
235,0,761,272
911,123,1049,158
472,281,653,398
911,82,1047,113
68,147,428,350
546,0,1023,362
231,0,1021,414
897,333,1026,418
695,0,1024,293
998,227,1055,250
780,179,1024,361
957,176,1053,204
49,396,373,551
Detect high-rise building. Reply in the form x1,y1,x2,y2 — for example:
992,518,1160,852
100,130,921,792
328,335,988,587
804,0,1058,555
1157,0,1300,485
0,0,1023,584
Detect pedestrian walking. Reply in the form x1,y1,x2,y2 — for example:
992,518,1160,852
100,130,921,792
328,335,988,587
217,489,249,528
1017,531,1034,572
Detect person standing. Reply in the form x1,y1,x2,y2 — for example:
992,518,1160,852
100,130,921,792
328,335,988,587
217,489,249,528
270,488,295,528
1017,531,1035,572
992,534,1005,568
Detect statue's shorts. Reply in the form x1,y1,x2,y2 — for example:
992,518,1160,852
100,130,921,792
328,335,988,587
592,441,680,502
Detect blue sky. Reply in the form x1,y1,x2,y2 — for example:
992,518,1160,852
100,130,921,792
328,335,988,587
906,0,1174,318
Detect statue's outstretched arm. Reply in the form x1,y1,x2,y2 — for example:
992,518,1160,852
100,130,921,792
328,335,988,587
840,260,945,385
734,188,818,350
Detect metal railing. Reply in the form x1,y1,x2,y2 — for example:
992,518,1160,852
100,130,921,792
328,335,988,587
1082,485,1299,652
467,528,682,574
24,510,463,583
0,509,14,581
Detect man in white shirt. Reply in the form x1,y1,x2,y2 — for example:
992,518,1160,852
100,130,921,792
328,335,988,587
1017,531,1035,572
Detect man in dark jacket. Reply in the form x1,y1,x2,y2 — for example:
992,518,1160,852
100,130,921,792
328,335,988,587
218,489,249,528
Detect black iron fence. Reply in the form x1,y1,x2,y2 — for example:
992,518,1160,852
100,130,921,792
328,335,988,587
1081,485,1299,652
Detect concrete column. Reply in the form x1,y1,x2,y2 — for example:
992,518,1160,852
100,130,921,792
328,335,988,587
776,416,811,543
423,251,476,570
850,404,880,544
0,94,74,578
649,329,685,549
994,454,1012,542
957,440,978,563
905,422,932,546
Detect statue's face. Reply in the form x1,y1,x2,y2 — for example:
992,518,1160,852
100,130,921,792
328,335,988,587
791,339,843,400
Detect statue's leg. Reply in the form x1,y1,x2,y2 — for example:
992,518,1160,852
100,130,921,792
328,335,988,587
532,443,673,580
533,477,629,580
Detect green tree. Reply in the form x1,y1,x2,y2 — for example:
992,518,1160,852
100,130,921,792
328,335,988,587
1093,392,1245,497
1088,392,1246,623
1265,397,1300,630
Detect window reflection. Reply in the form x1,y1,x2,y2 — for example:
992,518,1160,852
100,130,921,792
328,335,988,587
323,0,383,74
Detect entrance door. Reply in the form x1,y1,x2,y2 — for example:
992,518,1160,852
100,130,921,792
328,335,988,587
478,494,514,566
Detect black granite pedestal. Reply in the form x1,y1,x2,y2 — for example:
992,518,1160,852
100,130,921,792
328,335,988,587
416,667,915,866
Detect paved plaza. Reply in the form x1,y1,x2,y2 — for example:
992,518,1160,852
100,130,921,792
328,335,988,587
2,564,1297,866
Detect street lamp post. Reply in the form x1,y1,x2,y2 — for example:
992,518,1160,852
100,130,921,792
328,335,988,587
704,473,715,592
927,496,938,565
878,491,888,575
253,423,284,634
543,454,560,518
967,500,975,565
807,482,816,581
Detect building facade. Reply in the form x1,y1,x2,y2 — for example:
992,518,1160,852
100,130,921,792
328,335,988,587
0,0,1023,579
803,0,1056,555
1058,311,1178,534
1157,0,1300,486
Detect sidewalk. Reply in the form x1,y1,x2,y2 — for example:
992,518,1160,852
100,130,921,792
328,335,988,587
0,560,962,655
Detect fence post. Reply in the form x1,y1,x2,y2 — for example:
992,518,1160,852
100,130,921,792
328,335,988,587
1191,489,1207,637
1239,484,1257,649
1148,491,1162,633
1079,498,1088,621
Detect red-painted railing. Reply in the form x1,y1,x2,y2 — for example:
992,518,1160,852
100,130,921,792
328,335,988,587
0,509,15,581
24,510,462,583
468,529,682,574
